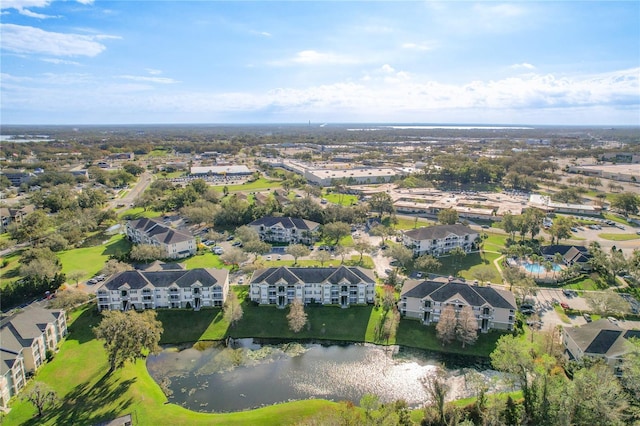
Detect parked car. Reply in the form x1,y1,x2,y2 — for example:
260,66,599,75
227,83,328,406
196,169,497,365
583,313,592,322
608,316,619,324
560,302,570,310
520,303,534,311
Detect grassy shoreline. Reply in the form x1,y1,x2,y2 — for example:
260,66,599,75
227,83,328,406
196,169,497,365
2,295,507,425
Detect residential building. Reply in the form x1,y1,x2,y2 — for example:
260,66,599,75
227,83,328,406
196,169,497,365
96,267,229,311
0,170,35,187
399,277,517,332
250,266,376,307
402,224,479,257
126,218,196,259
0,306,67,409
0,205,35,232
563,319,640,372
540,245,592,271
248,216,320,244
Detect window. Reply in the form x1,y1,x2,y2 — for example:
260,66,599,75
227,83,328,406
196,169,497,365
424,301,431,308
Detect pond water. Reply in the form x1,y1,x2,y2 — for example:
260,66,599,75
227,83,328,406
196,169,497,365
146,339,512,413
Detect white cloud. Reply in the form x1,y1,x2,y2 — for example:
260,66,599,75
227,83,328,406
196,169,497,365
0,24,113,57
250,30,271,37
41,58,81,65
145,68,163,75
511,62,536,70
118,75,179,84
290,50,357,65
1,0,51,10
76,0,94,4
17,8,58,18
401,42,437,51
380,64,395,73
2,68,637,124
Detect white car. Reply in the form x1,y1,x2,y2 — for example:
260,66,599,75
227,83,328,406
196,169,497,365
266,255,272,261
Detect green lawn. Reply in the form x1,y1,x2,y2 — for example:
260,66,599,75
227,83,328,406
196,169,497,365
2,287,507,425
213,178,283,193
392,217,436,231
322,192,358,206
118,207,163,220
395,318,507,357
597,233,640,241
265,255,374,269
434,251,501,281
0,250,23,288
183,252,227,269
1,305,340,426
57,234,131,281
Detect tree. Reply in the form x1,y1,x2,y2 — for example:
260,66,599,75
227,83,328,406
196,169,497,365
547,216,573,245
287,298,308,333
448,246,466,269
368,192,395,218
352,239,373,263
611,192,639,216
436,305,457,346
22,381,58,417
415,254,442,274
224,289,244,327
360,393,381,423
93,310,162,372
235,225,260,243
66,270,86,288
369,224,393,244
386,244,414,270
129,244,165,262
571,364,629,426
323,221,351,245
286,244,311,265
437,208,459,225
20,257,61,280
502,212,518,241
9,210,50,243
333,245,350,264
48,289,89,311
102,259,134,276
220,247,249,270
242,239,272,258
472,265,498,285
422,367,450,426
620,338,640,400
584,291,629,316
311,249,332,266
456,305,478,348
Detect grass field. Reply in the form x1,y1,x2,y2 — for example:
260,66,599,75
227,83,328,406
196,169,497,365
597,233,640,241
0,250,23,288
0,305,340,426
322,192,358,206
1,285,507,425
434,251,501,281
183,252,227,269
57,234,131,281
118,207,163,220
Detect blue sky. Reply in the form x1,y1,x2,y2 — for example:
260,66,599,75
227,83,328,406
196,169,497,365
1,1,639,125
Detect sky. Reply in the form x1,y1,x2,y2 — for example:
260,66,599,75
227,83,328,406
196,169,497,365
1,1,639,126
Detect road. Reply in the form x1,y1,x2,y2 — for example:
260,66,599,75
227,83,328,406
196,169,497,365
108,171,154,211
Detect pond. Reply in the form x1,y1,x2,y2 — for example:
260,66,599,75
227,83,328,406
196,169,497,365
146,339,512,413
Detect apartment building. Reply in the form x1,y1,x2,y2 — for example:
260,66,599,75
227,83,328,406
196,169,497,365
402,224,479,257
250,266,375,307
126,218,196,259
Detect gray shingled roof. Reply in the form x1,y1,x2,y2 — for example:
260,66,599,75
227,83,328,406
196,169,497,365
250,266,375,286
128,218,194,244
404,224,476,241
565,319,637,357
1,348,20,375
249,216,320,231
401,278,516,310
98,268,228,291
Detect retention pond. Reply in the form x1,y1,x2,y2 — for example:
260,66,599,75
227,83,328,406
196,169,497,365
147,339,512,413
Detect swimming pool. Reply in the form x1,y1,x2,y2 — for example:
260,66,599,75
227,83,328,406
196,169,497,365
522,262,562,274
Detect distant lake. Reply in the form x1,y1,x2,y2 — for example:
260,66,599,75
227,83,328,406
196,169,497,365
147,339,511,413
